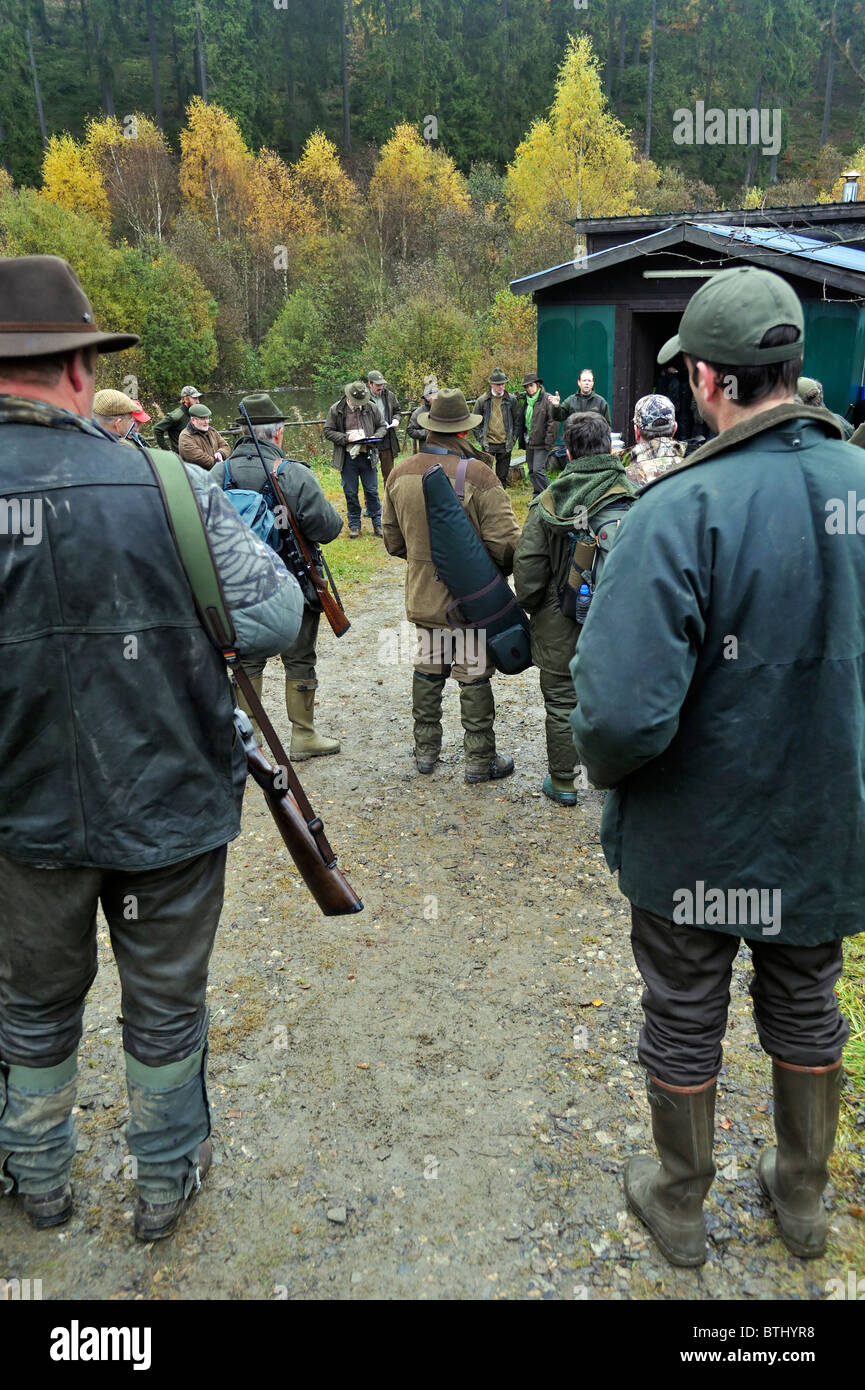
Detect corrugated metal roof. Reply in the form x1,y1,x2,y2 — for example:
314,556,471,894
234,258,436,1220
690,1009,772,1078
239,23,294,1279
696,223,865,272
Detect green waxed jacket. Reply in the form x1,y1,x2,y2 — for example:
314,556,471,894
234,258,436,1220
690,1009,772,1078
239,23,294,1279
570,402,865,945
513,454,634,674
154,402,192,453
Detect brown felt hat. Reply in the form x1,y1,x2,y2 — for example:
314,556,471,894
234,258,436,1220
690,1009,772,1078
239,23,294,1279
418,387,482,433
0,255,138,358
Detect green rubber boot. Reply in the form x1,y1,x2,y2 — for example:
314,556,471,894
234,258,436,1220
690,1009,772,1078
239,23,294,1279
286,682,340,760
758,1058,843,1258
459,678,514,783
412,671,446,773
624,1074,717,1267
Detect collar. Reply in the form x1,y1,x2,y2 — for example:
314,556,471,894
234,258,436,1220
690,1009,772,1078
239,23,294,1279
641,402,844,493
0,393,108,439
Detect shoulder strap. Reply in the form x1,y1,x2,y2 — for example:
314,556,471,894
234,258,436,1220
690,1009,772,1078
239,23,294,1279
455,457,470,501
144,447,333,851
145,448,236,653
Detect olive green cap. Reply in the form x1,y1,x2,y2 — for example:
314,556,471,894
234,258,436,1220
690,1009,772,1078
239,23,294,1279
236,391,285,424
189,403,212,418
658,267,805,367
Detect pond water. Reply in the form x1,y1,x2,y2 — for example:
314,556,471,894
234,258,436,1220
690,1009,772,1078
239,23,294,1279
201,388,335,438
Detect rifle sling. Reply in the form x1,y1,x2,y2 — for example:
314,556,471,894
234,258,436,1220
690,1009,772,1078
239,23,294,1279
145,446,336,866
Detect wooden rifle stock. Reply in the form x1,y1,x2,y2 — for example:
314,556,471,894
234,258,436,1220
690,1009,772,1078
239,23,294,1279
236,401,351,638
244,741,363,916
279,501,351,639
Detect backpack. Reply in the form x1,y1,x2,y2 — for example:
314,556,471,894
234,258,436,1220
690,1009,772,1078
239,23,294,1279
556,488,633,623
220,454,281,552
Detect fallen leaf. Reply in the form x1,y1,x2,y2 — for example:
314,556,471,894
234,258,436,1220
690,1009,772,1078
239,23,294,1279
356,1062,370,1070
719,1117,732,1130
227,1109,243,1119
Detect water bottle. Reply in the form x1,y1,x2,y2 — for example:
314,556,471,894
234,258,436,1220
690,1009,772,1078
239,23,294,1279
575,582,592,626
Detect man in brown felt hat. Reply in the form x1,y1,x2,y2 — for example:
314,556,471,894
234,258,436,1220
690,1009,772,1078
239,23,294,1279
473,369,519,488
0,256,304,1242
382,387,521,783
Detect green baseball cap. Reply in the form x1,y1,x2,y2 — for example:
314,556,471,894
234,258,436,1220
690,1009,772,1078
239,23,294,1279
658,267,804,367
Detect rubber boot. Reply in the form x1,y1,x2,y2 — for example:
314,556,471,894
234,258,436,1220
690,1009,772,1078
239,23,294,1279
0,1052,77,1227
624,1074,717,1267
234,671,264,747
412,670,445,772
758,1058,843,1258
286,681,340,760
542,773,578,806
127,1046,212,1242
460,678,514,783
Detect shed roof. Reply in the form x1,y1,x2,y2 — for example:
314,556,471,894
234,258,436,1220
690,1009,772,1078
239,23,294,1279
510,222,865,299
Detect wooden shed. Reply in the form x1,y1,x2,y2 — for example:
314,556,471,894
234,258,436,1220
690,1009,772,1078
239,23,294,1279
510,205,865,438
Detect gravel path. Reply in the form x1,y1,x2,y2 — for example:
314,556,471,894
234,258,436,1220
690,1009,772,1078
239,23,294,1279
3,560,863,1300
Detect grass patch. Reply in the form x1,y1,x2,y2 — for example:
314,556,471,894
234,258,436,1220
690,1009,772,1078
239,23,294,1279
305,452,537,591
838,935,865,1141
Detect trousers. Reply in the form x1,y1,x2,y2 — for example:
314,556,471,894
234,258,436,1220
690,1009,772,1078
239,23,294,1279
629,903,849,1086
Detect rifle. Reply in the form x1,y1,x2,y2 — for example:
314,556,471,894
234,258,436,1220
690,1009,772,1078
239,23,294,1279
237,401,351,638
232,699,363,917
144,444,362,918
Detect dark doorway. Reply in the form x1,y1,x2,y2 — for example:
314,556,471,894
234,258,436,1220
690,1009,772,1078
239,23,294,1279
627,310,697,444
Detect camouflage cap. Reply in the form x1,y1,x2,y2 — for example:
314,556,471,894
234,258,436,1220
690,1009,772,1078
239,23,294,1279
93,388,137,417
658,267,804,367
634,393,676,436
179,385,201,399
796,376,823,407
423,375,439,396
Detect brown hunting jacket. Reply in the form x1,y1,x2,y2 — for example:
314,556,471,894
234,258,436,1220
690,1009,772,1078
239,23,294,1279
382,436,521,629
177,422,231,469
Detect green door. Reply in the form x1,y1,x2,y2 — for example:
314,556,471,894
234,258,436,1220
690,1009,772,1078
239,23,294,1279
538,303,615,401
802,302,865,417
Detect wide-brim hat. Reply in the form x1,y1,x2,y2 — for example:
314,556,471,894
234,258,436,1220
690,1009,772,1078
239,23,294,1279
418,387,482,433
236,391,286,425
522,371,542,387
0,255,138,358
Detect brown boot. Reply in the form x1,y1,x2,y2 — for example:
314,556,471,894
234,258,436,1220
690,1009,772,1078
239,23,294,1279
624,1074,717,1267
286,682,340,760
758,1058,843,1258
